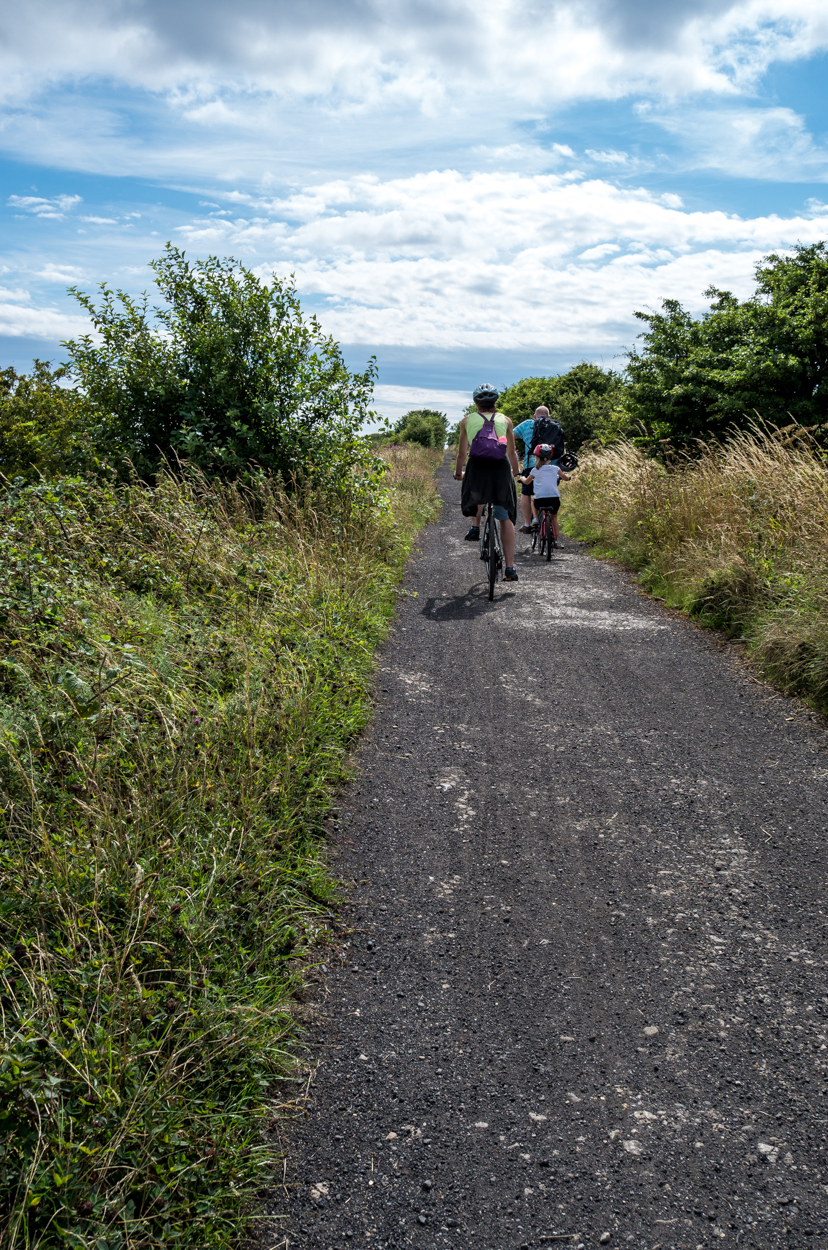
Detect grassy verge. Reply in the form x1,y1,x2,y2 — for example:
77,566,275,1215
0,445,440,1249
563,431,828,710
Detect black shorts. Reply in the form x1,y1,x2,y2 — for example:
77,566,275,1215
534,496,560,514
461,456,518,524
521,478,534,497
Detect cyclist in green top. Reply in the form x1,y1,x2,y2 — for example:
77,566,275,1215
453,383,520,582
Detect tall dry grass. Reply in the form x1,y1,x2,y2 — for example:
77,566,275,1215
564,429,828,707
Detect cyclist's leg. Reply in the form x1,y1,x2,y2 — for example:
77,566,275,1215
501,519,515,567
520,479,533,531
493,513,514,568
490,503,515,568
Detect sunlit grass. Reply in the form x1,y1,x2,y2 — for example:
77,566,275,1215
564,429,828,708
0,447,439,1248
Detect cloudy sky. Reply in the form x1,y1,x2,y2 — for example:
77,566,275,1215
2,0,828,425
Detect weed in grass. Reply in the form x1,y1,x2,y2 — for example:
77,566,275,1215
0,446,440,1248
564,429,828,710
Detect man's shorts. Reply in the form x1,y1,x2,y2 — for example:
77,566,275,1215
492,505,509,521
534,496,560,514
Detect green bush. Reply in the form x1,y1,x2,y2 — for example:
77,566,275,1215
497,363,627,452
626,242,828,445
0,362,113,482
394,408,447,449
63,245,379,488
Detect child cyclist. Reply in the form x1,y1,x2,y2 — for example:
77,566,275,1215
518,444,571,548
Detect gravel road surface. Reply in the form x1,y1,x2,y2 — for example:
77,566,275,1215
267,458,828,1250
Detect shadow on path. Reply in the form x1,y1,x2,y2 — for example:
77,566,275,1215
420,584,517,622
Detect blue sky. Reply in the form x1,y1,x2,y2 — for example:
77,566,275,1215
2,1,828,427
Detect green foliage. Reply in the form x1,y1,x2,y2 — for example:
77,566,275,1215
63,245,379,487
497,363,627,451
0,456,439,1248
394,408,448,449
626,242,828,445
0,362,112,482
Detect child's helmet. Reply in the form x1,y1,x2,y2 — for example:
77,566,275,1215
533,443,553,459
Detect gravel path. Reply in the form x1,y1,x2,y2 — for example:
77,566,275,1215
269,458,828,1250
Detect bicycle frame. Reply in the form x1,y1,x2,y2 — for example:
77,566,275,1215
479,503,503,599
531,506,556,561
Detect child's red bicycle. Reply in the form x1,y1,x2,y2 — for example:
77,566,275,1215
531,506,557,561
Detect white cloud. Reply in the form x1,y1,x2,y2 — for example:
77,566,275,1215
8,193,82,219
38,262,89,283
372,384,469,430
166,169,828,351
1,2,828,185
585,149,635,166
2,0,823,106
645,104,828,180
0,292,90,339
580,243,622,260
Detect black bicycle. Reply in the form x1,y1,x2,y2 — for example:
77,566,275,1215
479,502,503,599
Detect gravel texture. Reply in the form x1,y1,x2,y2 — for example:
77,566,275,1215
265,459,828,1250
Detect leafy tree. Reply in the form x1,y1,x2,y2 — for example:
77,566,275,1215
62,244,378,486
498,363,626,451
626,242,828,445
0,361,111,482
394,408,448,448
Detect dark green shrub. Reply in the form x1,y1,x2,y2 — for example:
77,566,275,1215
0,361,113,481
498,363,627,451
63,245,379,488
394,409,447,449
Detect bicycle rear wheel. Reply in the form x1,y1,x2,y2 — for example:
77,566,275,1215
487,509,498,600
545,512,553,561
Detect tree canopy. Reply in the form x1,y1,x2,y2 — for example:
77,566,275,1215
62,244,378,485
394,408,447,448
626,242,828,445
0,361,111,482
497,362,626,451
